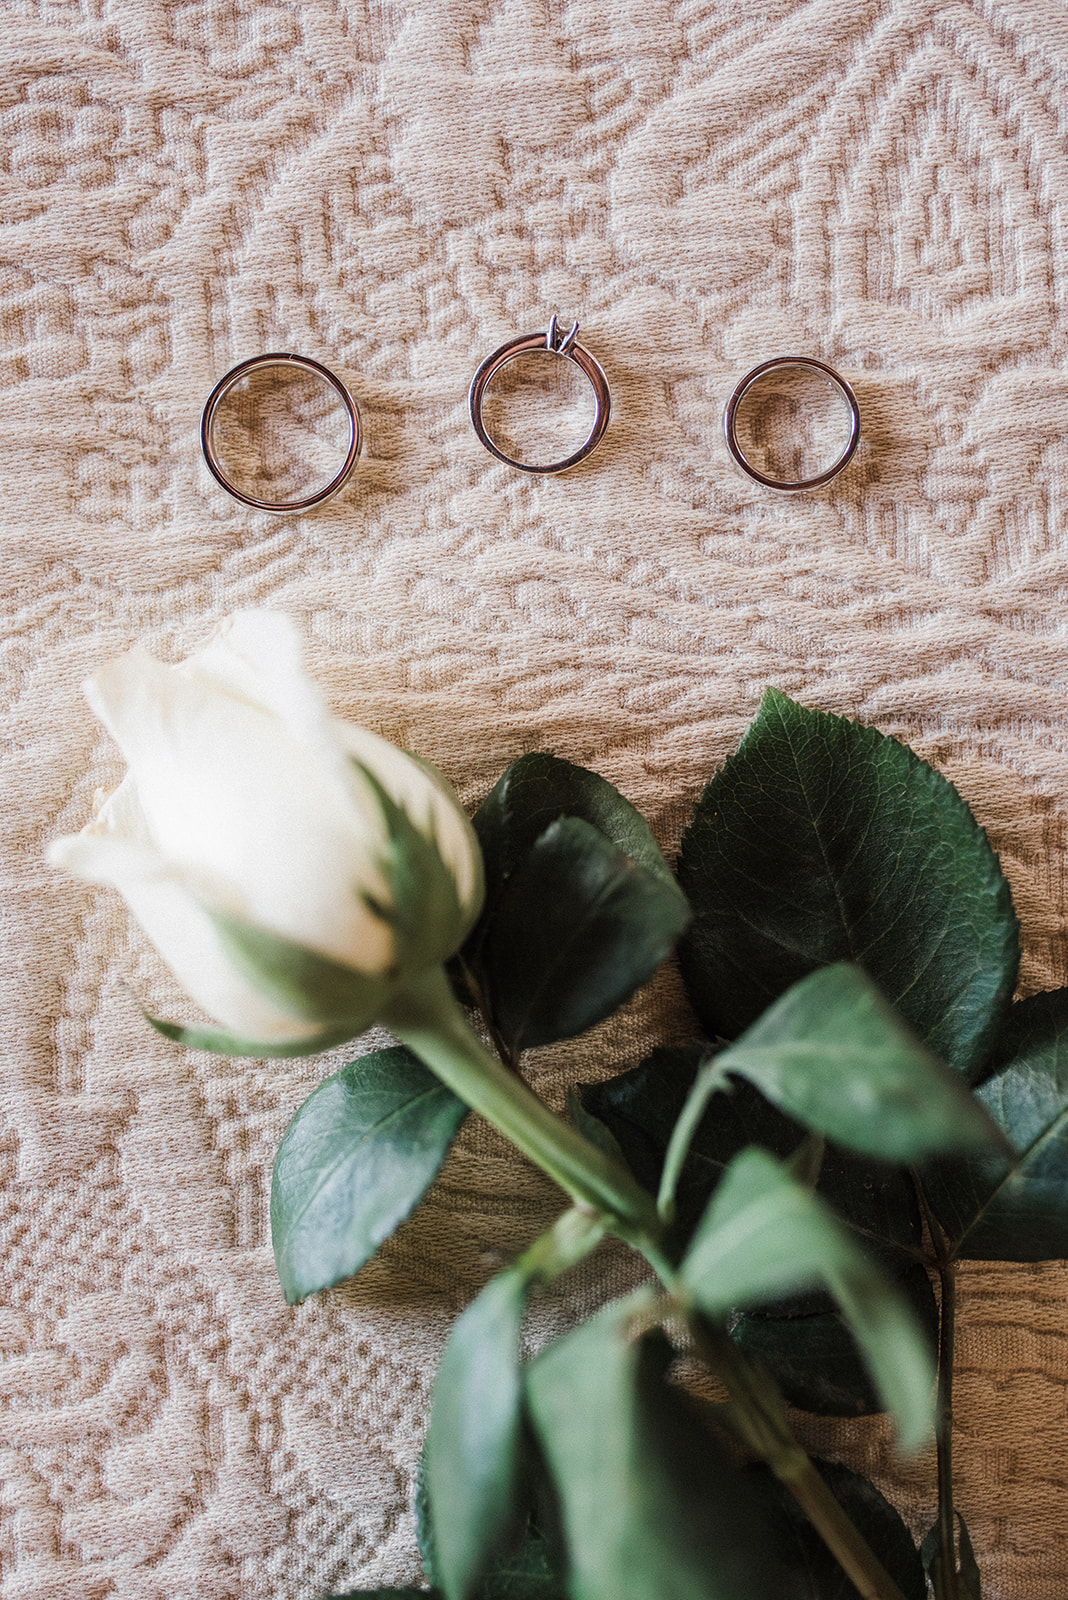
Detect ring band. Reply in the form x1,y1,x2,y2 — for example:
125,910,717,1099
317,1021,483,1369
469,316,611,473
723,356,860,492
201,353,361,512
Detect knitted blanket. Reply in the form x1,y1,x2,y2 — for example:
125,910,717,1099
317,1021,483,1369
4,3,1067,1594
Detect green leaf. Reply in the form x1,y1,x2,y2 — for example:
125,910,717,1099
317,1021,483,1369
477,1535,568,1600
418,1445,567,1600
458,754,689,1053
715,964,1004,1163
415,1528,564,1600
566,1086,632,1171
678,689,1019,1079
579,1047,926,1278
416,1441,442,1586
525,1291,800,1600
472,751,679,898
210,910,391,1028
476,816,689,1055
747,1459,927,1600
425,1267,527,1600
270,1046,467,1303
731,1264,939,1419
679,1149,935,1449
923,988,1068,1260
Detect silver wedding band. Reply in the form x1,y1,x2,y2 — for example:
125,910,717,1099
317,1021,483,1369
201,353,361,512
723,356,860,492
469,317,611,473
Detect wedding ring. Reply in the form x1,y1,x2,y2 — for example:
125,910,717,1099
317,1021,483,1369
723,356,860,491
201,353,361,512
469,316,611,473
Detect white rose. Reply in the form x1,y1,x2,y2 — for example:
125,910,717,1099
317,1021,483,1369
48,611,484,1051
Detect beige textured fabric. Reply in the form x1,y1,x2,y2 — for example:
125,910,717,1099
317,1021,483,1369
4,0,1068,1594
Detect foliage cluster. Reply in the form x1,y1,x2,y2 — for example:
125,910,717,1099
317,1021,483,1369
274,691,1068,1600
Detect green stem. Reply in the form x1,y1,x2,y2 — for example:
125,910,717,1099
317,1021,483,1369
691,1324,912,1600
914,1172,963,1600
933,1252,962,1600
383,965,660,1236
516,1207,607,1282
636,1236,910,1600
656,1054,730,1219
457,955,521,1074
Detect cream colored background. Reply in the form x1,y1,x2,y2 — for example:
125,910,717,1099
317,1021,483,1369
3,1,1068,1595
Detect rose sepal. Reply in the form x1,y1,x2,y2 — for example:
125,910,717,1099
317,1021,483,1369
209,909,397,1025
355,761,484,970
145,1011,362,1060
141,910,405,1058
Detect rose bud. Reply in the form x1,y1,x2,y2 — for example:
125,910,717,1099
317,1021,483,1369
48,611,484,1055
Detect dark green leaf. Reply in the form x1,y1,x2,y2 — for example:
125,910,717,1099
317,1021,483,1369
731,1264,939,1418
472,751,678,897
747,1460,926,1600
426,1268,527,1600
678,689,1019,1079
211,911,391,1028
566,1086,632,1170
923,988,1068,1260
654,1052,729,1216
478,1534,568,1600
459,754,689,1052
716,964,1003,1162
271,1046,467,1303
477,816,689,1055
578,1048,705,1214
418,1441,567,1600
525,1291,800,1600
680,1149,935,1449
579,1047,925,1278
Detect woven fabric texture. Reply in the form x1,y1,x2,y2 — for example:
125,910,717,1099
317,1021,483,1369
3,1,1068,1595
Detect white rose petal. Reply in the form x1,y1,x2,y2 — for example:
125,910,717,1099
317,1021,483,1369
85,640,393,974
49,776,324,1043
